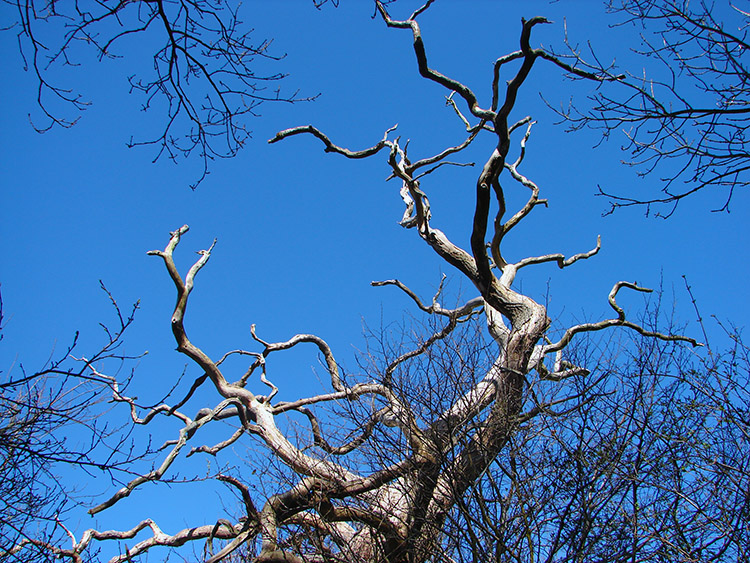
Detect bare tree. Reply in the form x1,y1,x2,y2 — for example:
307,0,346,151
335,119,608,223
0,285,146,563
6,0,356,186
554,0,750,215
438,302,749,562
3,2,746,563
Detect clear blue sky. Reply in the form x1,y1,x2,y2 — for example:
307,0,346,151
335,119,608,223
1,0,748,555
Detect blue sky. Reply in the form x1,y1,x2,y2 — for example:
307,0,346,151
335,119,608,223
1,0,748,555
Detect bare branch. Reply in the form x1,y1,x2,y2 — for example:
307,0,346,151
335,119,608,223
89,398,243,515
554,0,750,211
12,1,320,187
251,326,344,394
268,124,396,158
545,281,702,353
371,278,483,319
514,235,601,271
374,1,494,121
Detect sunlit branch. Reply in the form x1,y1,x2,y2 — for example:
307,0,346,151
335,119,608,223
84,363,195,426
187,428,245,457
250,326,344,394
271,383,383,414
445,92,492,132
413,160,475,181
147,226,259,407
268,124,397,158
371,278,483,319
102,518,249,563
89,398,243,515
515,235,602,271
545,281,702,354
408,129,482,173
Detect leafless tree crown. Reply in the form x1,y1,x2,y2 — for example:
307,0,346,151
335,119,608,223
8,0,323,186
3,2,748,563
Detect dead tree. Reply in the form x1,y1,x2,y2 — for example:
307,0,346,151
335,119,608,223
6,2,730,562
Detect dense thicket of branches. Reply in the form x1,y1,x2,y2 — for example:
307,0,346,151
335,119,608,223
2,1,748,563
440,312,750,562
